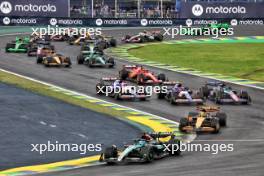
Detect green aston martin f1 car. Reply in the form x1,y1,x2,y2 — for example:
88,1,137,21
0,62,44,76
206,23,230,30
77,46,115,68
5,37,30,53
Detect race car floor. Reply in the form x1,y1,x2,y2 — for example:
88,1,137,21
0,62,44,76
0,83,140,170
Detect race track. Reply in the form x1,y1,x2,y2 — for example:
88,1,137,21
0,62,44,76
0,83,140,170
0,26,264,176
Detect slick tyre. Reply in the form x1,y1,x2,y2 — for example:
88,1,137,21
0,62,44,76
119,69,129,80
216,112,227,127
179,118,188,132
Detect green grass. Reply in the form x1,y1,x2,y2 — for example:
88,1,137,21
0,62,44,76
129,43,264,82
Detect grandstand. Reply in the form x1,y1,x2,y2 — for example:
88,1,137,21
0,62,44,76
70,0,263,18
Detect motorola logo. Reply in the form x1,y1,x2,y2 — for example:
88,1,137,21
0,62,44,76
230,19,238,26
186,19,193,27
3,16,10,25
141,19,148,26
96,19,103,26
192,4,203,17
50,18,57,25
0,1,12,14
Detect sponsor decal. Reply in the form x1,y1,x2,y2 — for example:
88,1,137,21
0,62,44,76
239,19,263,25
50,18,57,26
230,19,238,26
193,19,217,25
192,4,204,17
57,19,83,25
103,19,127,25
95,18,103,26
0,0,68,17
3,16,10,25
191,4,246,17
206,6,246,15
186,19,193,27
14,4,56,13
141,19,148,26
148,19,173,26
0,1,12,14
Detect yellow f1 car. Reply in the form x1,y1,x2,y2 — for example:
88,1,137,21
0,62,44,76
179,106,227,133
42,53,71,68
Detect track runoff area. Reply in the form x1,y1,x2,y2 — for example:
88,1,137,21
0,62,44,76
0,19,264,176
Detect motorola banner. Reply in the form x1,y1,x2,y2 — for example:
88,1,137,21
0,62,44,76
1,17,263,26
0,0,69,17
179,2,264,18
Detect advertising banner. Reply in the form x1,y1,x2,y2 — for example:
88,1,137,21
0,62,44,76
0,16,263,27
0,0,69,17
179,2,264,19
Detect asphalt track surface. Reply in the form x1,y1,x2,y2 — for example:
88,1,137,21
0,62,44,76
0,83,140,170
0,26,264,175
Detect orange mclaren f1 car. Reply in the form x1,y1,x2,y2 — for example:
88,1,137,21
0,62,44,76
42,53,72,68
179,106,227,133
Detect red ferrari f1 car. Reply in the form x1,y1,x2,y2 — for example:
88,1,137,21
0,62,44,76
119,65,166,85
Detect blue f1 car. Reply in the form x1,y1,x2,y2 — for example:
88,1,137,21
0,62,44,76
201,81,251,104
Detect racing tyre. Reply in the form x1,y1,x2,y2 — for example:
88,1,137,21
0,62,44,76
141,147,154,163
140,97,146,101
77,55,84,64
109,38,117,47
139,36,146,43
154,33,163,41
216,112,227,127
36,57,43,64
119,69,129,80
157,73,166,82
239,91,251,105
108,57,115,68
65,57,72,68
170,96,176,105
200,86,210,98
179,118,188,132
104,147,118,165
211,119,220,134
157,92,166,99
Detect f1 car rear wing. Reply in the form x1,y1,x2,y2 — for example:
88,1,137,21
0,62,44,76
149,132,174,139
196,106,220,112
206,81,224,87
162,81,180,85
123,65,138,69
101,77,118,81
